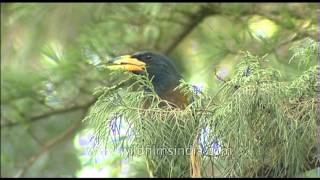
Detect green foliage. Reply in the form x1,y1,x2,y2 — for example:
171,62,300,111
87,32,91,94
211,51,317,177
84,71,208,177
302,168,320,177
289,38,318,68
84,39,318,177
1,3,318,178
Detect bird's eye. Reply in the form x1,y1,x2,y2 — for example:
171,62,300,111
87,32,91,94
146,55,152,60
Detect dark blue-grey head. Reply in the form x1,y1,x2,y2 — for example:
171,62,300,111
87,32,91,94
108,51,182,96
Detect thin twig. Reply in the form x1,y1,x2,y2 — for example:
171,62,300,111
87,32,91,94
15,120,83,177
214,68,228,83
26,128,44,146
1,99,95,128
163,5,217,55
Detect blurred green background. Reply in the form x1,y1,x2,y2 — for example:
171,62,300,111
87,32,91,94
1,3,318,177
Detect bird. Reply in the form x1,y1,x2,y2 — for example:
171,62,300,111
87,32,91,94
105,51,201,178
106,51,190,109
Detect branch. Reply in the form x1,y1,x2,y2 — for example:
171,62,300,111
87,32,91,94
163,5,218,55
213,68,228,83
15,119,82,177
1,99,96,128
1,77,131,128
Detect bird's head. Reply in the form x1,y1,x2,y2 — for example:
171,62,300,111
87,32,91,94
106,51,182,96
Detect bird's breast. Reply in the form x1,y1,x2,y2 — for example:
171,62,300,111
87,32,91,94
158,87,189,109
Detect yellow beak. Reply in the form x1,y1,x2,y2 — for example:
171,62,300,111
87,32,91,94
106,55,146,72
